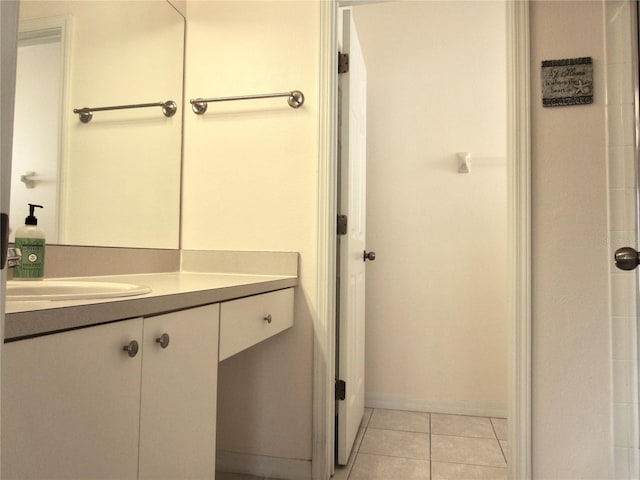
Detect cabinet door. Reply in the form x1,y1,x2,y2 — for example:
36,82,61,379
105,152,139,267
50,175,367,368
138,304,219,480
2,319,144,480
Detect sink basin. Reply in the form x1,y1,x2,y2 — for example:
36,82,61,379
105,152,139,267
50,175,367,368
6,280,151,301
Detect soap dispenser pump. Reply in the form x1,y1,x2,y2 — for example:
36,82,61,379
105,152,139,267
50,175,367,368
14,203,45,279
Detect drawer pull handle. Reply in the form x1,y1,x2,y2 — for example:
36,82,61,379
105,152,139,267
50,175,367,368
155,333,170,349
264,314,273,324
123,340,139,358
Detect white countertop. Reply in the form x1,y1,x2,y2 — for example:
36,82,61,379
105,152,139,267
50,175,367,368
5,272,297,341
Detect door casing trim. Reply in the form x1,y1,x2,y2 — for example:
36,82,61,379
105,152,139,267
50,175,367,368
312,2,338,479
506,1,532,479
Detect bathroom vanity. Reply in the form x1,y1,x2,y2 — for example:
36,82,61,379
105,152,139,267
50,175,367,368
2,271,296,479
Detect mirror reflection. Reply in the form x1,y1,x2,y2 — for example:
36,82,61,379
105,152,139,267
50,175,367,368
10,1,184,249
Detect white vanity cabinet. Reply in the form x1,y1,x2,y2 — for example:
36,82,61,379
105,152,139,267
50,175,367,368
2,280,295,480
138,305,219,480
2,319,144,480
2,303,220,480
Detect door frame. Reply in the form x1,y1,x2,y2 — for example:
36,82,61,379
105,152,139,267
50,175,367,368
312,1,531,479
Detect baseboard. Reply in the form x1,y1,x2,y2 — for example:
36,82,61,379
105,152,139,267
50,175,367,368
216,450,311,480
365,393,508,418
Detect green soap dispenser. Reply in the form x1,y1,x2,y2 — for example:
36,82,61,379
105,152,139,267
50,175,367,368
14,204,45,279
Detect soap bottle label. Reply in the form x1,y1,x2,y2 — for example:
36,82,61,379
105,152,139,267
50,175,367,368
14,238,45,278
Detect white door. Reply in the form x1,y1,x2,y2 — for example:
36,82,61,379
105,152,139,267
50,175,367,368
337,8,369,466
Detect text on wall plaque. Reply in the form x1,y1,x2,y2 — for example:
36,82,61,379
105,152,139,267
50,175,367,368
541,57,593,107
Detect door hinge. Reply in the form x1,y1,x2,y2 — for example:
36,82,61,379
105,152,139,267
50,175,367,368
338,53,349,74
335,379,346,401
337,215,348,235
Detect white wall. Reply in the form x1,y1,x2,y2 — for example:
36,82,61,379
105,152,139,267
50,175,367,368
351,1,508,416
530,1,613,478
182,1,319,471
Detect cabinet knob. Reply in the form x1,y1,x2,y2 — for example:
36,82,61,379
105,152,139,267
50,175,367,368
264,314,273,324
155,333,170,349
123,340,139,358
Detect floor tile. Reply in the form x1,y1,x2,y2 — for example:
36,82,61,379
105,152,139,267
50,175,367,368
491,418,508,441
499,440,509,463
362,407,373,427
431,414,495,438
369,408,430,433
359,428,430,460
350,453,431,480
431,434,506,467
354,426,366,452
432,461,507,480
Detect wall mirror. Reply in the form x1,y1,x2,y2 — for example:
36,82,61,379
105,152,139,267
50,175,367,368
10,0,184,249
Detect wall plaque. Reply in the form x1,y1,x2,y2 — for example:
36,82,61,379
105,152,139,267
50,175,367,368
541,57,593,107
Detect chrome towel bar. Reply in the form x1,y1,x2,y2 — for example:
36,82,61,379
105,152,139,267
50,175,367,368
73,100,177,123
190,90,304,114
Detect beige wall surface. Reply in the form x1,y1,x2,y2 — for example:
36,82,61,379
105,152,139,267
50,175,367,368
531,1,613,478
182,0,319,464
352,1,508,415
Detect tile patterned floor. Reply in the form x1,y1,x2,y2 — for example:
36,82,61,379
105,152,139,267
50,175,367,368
337,408,508,480
216,408,508,480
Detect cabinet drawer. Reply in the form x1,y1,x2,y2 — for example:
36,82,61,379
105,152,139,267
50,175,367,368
219,288,294,361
